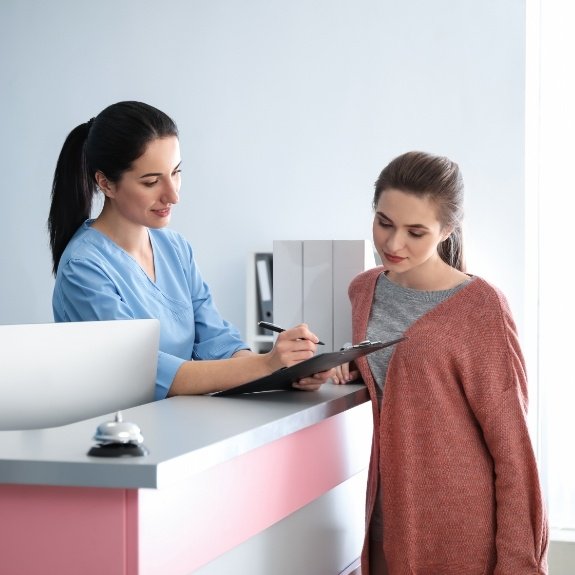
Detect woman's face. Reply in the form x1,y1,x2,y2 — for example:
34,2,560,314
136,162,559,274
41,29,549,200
372,188,449,279
103,136,181,229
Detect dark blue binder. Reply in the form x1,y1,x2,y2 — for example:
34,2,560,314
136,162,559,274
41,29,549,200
255,253,273,333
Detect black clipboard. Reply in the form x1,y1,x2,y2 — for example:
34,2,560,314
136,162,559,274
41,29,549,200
212,337,406,396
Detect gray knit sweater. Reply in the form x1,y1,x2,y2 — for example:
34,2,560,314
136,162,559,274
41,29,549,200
367,272,471,400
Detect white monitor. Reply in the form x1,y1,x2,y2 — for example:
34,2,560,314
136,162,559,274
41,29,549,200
0,319,160,430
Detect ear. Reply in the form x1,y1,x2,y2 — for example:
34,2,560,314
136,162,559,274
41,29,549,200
95,171,116,198
441,225,454,242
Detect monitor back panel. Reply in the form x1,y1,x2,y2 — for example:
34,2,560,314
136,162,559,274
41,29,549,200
0,319,159,430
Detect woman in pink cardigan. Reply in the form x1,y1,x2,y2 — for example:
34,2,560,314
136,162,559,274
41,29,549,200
333,151,548,574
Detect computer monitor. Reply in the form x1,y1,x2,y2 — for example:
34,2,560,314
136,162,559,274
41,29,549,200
0,319,160,430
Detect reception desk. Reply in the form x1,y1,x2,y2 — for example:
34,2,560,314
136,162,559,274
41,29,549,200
0,383,372,575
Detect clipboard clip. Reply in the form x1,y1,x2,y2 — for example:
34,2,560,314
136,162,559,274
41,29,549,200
340,339,380,351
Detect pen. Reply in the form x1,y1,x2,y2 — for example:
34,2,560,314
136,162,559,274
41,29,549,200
258,321,325,345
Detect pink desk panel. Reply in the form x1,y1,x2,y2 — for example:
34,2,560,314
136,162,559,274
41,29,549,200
0,403,371,575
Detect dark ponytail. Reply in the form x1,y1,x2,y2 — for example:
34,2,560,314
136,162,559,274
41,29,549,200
48,101,178,275
48,121,95,275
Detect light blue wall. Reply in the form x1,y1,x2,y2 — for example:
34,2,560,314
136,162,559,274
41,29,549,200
0,0,525,339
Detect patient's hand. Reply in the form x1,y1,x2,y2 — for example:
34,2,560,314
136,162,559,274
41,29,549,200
332,362,360,385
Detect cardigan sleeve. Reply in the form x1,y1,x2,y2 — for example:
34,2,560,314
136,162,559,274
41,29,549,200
466,295,548,574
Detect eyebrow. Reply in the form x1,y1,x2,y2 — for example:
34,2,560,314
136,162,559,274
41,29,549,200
376,210,430,230
139,161,182,179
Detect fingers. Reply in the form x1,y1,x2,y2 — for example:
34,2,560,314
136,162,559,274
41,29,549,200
292,380,322,391
268,324,321,370
292,370,331,391
312,368,334,384
274,335,315,362
332,363,349,384
280,323,321,346
332,362,360,385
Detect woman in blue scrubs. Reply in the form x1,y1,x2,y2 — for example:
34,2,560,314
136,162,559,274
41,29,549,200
48,101,329,399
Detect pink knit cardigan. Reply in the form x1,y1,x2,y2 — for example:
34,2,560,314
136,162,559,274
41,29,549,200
350,267,548,575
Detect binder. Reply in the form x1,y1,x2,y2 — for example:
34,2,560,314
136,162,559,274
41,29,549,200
333,240,376,349
303,240,333,350
273,240,376,351
212,337,406,396
255,253,273,333
273,240,303,329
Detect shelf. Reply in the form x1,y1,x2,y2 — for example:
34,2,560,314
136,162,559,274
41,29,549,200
252,335,274,343
246,251,274,354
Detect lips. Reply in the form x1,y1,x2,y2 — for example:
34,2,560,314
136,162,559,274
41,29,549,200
384,252,405,264
153,208,171,217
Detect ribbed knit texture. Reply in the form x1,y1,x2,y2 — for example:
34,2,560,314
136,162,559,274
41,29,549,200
350,267,549,575
367,272,471,400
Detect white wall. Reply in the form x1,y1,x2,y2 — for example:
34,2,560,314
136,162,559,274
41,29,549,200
0,0,525,340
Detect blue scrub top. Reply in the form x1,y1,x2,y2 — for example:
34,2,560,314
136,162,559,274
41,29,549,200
53,220,248,399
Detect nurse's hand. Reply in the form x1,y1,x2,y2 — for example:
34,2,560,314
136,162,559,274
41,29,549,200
266,323,320,370
292,369,334,391
266,323,332,391
331,362,360,385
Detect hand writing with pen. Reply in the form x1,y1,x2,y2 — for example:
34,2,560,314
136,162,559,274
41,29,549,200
258,322,334,391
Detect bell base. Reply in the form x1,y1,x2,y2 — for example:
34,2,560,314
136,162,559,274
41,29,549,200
87,442,149,458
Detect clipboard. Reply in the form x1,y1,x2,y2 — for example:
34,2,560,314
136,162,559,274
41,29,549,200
212,337,406,396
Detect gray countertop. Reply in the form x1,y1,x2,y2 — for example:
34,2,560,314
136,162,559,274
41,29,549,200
0,383,369,490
